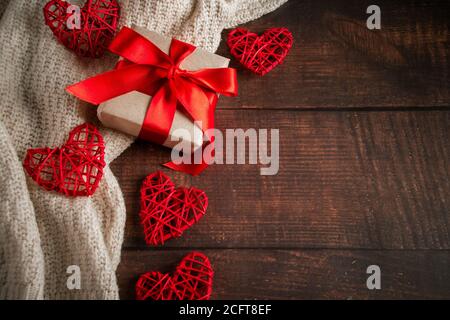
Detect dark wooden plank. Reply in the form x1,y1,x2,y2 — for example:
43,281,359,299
118,249,450,300
216,0,450,109
111,110,450,249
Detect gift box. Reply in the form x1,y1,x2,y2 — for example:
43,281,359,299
67,25,237,174
97,25,230,152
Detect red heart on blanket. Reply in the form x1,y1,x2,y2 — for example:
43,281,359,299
23,123,105,196
227,27,293,75
136,252,214,300
140,171,208,246
43,0,120,58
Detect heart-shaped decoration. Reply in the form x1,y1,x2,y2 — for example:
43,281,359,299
43,0,120,58
140,171,208,246
23,123,105,196
227,27,293,75
136,252,214,300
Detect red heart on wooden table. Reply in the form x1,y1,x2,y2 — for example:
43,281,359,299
43,0,120,58
135,252,214,300
23,123,105,196
227,27,293,75
140,171,208,246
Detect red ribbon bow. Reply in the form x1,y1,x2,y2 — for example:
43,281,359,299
66,26,238,175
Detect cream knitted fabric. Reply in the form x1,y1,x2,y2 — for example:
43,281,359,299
0,0,287,299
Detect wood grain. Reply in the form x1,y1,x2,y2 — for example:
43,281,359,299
113,0,450,299
118,249,450,300
111,110,450,250
216,0,450,109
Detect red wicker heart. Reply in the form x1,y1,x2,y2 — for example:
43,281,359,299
23,123,105,196
43,0,120,58
140,171,208,246
136,252,214,300
227,27,293,75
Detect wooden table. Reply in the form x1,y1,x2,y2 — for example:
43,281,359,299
111,0,450,299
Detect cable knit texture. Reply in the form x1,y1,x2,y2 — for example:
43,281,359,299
0,0,287,299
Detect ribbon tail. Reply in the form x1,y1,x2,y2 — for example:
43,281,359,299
163,137,214,176
163,160,209,176
163,95,216,176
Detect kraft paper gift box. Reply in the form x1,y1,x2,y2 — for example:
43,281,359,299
96,25,230,152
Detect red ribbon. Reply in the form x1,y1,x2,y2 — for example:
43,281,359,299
66,26,238,175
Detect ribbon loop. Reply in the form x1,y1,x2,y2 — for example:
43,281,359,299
67,27,238,175
169,38,196,67
109,27,171,68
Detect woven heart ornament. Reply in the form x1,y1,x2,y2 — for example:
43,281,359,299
227,27,293,75
23,123,105,196
136,252,214,300
140,171,208,246
43,0,120,58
